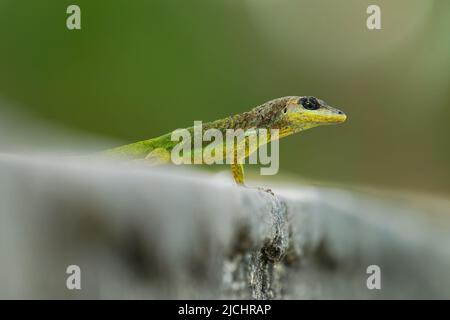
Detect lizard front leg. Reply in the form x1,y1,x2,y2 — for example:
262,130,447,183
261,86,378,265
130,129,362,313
231,163,245,185
231,163,274,194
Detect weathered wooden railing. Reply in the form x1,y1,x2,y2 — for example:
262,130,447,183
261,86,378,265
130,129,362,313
0,154,449,299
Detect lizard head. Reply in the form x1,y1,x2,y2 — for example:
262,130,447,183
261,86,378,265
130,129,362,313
274,96,346,136
282,96,346,125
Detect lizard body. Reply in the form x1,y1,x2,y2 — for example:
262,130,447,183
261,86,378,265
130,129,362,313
101,96,346,184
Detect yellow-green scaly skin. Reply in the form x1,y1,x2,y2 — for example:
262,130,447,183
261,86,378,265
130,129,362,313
102,96,347,184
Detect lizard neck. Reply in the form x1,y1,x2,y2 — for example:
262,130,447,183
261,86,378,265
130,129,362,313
203,97,292,132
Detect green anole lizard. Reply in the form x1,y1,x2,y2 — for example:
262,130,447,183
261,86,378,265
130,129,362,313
101,96,346,185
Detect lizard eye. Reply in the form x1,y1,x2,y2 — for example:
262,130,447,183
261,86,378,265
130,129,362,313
299,97,320,110
282,107,287,114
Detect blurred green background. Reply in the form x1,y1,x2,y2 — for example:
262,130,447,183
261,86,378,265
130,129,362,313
0,0,449,194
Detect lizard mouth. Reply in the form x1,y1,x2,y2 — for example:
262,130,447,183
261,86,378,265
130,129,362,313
289,110,347,125
318,106,347,124
326,112,347,124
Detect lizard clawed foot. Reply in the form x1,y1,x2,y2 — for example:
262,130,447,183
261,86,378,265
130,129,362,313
238,184,275,196
256,187,275,195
